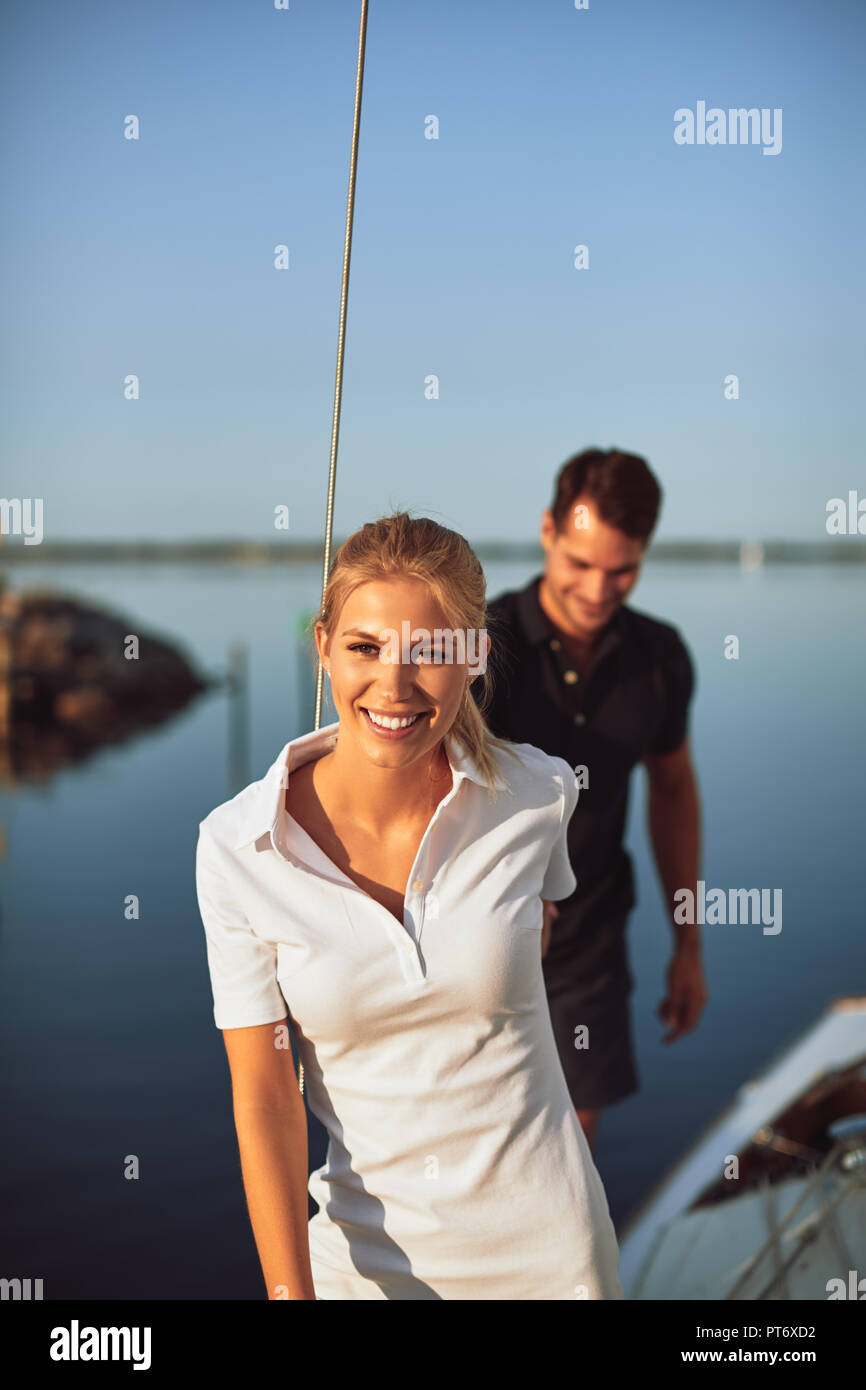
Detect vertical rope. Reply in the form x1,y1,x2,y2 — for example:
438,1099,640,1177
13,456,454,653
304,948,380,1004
299,0,369,1098
313,0,370,733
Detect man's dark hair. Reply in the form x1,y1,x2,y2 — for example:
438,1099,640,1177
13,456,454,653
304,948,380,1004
550,447,662,542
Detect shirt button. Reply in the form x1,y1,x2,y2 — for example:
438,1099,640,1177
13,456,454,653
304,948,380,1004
550,638,561,651
563,670,579,684
574,712,586,725
411,878,424,891
404,941,414,954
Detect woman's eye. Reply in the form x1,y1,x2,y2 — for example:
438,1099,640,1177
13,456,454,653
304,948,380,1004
344,642,449,662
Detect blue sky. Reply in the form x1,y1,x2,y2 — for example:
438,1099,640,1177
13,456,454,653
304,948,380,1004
2,0,863,543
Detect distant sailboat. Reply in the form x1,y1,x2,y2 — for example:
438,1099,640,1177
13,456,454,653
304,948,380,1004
740,540,765,571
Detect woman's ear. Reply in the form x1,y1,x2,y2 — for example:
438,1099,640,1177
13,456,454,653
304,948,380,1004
314,620,330,669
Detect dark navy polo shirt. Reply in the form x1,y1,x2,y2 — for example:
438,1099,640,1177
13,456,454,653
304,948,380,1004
477,574,696,942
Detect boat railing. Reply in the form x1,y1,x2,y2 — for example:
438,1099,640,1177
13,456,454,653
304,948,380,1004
726,1115,866,1299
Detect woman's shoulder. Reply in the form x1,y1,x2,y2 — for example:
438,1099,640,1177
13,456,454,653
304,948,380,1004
197,782,261,860
488,737,577,807
198,739,294,858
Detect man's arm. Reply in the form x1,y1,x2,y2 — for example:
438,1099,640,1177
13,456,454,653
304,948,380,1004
644,736,701,943
643,736,708,1042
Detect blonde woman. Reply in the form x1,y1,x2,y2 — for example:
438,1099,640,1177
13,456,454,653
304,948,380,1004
196,513,623,1300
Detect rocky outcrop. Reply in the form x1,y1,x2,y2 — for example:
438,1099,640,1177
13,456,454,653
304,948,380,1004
0,585,212,782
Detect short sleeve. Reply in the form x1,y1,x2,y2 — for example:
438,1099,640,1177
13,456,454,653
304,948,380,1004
650,634,696,756
541,759,579,901
195,824,287,1029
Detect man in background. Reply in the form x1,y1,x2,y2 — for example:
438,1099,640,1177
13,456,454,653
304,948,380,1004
477,448,707,1153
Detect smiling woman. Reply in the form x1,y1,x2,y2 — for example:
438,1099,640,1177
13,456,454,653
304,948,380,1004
310,512,510,789
195,511,625,1301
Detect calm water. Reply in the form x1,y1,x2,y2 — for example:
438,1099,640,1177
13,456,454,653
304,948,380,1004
1,559,864,1298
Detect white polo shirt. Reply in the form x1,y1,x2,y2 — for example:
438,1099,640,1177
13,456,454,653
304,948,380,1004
196,722,624,1300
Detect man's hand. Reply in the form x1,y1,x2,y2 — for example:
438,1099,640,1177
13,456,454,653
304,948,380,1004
541,899,559,957
657,942,707,1043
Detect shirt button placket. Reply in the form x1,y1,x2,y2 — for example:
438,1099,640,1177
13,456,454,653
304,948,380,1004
402,798,453,982
396,876,426,983
550,636,586,727
402,937,423,982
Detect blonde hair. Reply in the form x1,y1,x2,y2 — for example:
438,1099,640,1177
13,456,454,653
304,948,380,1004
311,511,524,793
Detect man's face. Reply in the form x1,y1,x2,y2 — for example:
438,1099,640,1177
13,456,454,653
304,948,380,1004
539,494,645,638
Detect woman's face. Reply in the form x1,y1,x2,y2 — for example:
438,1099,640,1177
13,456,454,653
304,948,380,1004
316,576,480,770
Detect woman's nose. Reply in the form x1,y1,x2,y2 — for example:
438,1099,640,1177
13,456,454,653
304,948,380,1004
375,654,419,699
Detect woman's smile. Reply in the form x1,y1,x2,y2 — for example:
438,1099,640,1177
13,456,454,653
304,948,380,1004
360,706,433,738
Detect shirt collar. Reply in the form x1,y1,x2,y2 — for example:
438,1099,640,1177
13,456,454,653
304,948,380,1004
232,720,505,850
514,573,625,654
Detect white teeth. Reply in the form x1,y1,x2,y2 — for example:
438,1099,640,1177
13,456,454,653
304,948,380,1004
365,710,422,730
